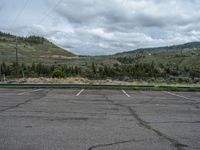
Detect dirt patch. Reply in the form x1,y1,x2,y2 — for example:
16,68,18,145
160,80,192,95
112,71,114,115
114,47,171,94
40,55,79,60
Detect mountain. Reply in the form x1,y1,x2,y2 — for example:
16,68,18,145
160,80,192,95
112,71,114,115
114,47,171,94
116,42,200,56
0,32,76,64
114,42,200,68
1,31,200,69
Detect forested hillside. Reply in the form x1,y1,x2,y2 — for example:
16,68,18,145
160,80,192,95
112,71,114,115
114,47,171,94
0,32,75,64
0,32,200,84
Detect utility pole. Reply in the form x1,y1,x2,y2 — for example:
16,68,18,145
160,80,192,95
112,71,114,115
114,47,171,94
16,43,18,65
0,52,1,81
15,38,19,77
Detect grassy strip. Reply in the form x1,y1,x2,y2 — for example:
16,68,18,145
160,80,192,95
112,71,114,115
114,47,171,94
126,87,200,92
0,84,200,92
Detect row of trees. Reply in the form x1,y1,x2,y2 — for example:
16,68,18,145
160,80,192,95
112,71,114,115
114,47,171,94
1,62,200,82
0,31,45,44
90,62,200,80
0,62,80,79
23,36,45,44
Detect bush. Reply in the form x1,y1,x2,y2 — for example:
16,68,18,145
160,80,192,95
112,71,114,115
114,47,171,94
52,70,64,78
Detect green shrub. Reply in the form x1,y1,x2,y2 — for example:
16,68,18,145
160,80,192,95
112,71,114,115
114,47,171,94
52,70,64,78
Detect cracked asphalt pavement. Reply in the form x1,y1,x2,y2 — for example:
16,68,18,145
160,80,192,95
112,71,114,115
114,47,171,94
0,89,200,150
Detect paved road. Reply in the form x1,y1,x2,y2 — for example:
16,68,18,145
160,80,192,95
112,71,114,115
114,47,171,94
0,89,199,150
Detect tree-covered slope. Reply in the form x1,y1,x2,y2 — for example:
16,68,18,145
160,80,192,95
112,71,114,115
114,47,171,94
117,42,200,55
0,32,76,64
114,42,200,68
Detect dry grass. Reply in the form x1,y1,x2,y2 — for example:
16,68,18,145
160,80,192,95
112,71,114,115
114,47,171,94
11,77,200,87
16,77,127,84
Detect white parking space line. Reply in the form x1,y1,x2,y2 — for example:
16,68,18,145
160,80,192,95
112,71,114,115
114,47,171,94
76,89,85,96
122,90,131,97
18,92,27,95
33,89,42,92
164,91,193,100
18,89,42,95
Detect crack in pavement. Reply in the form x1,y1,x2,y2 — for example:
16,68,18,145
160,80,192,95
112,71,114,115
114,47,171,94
0,115,89,122
87,139,142,150
3,110,130,117
0,91,48,113
148,121,200,124
93,94,189,150
126,106,188,150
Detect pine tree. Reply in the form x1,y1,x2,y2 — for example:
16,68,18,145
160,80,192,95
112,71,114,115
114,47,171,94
92,62,97,74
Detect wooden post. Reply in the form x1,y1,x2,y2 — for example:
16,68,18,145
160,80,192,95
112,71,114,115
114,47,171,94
15,39,19,77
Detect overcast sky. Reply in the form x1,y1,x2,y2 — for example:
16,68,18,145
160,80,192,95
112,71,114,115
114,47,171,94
0,0,200,55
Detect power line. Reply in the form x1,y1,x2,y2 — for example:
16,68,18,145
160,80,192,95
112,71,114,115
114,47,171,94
38,0,63,24
7,0,30,77
0,0,6,15
8,0,30,30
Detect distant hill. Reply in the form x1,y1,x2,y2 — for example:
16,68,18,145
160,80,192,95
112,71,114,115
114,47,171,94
1,31,200,69
114,42,200,68
116,42,200,55
0,32,76,64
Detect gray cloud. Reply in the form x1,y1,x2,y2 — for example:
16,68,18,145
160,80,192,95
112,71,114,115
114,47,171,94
50,0,200,55
1,0,200,55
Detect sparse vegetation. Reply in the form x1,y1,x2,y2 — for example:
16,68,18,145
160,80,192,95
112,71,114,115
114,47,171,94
0,31,75,64
52,69,65,78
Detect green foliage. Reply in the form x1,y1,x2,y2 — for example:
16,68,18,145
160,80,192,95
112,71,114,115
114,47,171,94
92,62,97,74
0,61,200,84
117,57,135,64
52,69,65,78
0,31,15,37
190,67,200,79
25,36,45,44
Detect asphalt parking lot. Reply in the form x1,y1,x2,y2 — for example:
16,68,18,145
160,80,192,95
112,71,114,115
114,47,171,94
0,89,199,150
